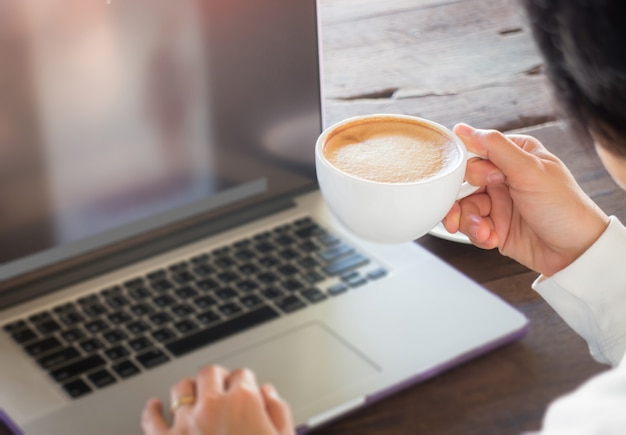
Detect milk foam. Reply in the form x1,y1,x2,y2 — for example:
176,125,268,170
324,120,461,183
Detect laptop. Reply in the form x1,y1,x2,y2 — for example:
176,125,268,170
0,0,528,433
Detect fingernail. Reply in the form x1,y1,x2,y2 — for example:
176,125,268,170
264,384,279,398
468,216,482,239
487,171,505,184
455,123,476,136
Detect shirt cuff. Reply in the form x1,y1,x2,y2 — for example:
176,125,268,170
533,216,626,366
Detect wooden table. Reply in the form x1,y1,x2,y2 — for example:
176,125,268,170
313,0,626,433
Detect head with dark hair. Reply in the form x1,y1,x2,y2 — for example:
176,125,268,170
521,0,626,157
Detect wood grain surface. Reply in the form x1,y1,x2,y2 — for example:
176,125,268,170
313,0,622,433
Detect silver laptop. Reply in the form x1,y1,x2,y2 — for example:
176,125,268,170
0,0,527,433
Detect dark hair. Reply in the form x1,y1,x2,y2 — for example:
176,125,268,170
521,0,626,157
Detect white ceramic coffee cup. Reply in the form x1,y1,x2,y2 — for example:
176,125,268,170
315,114,481,243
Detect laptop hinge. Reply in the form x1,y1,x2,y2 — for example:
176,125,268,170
0,192,305,310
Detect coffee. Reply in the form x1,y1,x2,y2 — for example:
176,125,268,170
323,117,461,183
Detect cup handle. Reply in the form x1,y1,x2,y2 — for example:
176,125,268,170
456,151,485,200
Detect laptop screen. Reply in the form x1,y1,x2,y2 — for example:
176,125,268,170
0,0,321,287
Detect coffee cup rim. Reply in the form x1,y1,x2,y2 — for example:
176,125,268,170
315,114,468,186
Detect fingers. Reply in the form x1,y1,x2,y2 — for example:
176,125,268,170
454,123,543,183
141,398,169,435
227,368,259,393
456,193,499,248
261,384,294,435
196,364,229,398
169,377,196,422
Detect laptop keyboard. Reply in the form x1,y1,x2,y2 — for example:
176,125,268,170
3,217,387,399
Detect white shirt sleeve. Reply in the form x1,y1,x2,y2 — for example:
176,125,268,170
532,215,626,367
529,216,626,434
531,354,626,434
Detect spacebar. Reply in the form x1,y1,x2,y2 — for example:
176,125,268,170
166,306,280,357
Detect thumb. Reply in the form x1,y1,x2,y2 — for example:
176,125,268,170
141,398,170,435
454,123,545,181
261,384,294,435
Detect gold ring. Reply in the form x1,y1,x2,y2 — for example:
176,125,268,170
170,395,196,414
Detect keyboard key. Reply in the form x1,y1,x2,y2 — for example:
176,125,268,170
197,278,220,291
215,288,238,301
301,271,325,284
152,327,177,343
214,256,236,268
318,244,353,262
38,347,80,369
238,263,259,275
82,303,108,318
323,253,369,276
58,311,84,326
154,295,177,308
136,349,170,369
25,336,62,356
218,303,242,317
171,304,195,317
301,288,327,303
345,275,368,288
172,271,196,284
88,369,117,388
127,320,150,335
282,279,304,292
166,306,279,357
151,279,174,293
60,327,85,343
101,286,123,297
276,264,299,277
367,268,388,280
105,345,130,361
62,379,92,399
149,312,172,327
240,295,263,308
36,320,61,335
193,264,214,276
275,296,306,313
130,303,155,317
103,330,128,344
328,283,348,295
105,295,130,309
79,338,104,353
234,249,256,261
3,320,27,332
217,271,239,283
128,286,151,301
129,336,154,352
108,311,132,325
258,255,280,268
175,286,198,299
11,328,37,344
112,360,140,378
85,319,109,334
196,310,221,325
236,280,258,292
28,311,52,324
257,272,279,284
193,295,217,309
50,355,106,382
261,286,283,300
173,320,198,334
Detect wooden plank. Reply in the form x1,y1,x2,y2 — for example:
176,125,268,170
319,0,556,130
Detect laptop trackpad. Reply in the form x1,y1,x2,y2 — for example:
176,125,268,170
212,322,379,409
